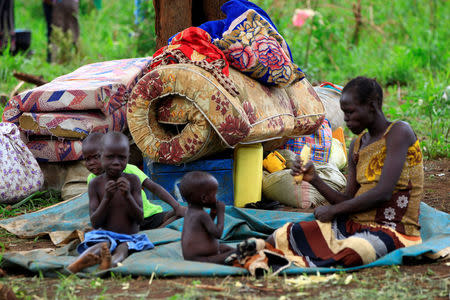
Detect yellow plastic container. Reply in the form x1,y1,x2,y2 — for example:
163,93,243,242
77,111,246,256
233,143,263,207
263,151,286,173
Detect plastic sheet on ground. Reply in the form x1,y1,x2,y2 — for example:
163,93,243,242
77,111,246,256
0,193,448,277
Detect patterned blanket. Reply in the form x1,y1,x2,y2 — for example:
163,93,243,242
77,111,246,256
2,57,152,161
274,216,422,268
199,0,304,86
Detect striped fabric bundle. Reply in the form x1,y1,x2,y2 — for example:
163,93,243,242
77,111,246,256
283,118,333,163
274,216,422,268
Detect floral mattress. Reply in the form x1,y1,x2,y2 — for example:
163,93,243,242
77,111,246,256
127,64,325,164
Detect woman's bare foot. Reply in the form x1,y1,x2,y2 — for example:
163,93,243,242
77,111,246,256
99,243,112,270
67,253,101,273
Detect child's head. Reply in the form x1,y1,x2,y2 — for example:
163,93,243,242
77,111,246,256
100,132,130,179
340,77,384,134
82,132,104,175
179,171,218,207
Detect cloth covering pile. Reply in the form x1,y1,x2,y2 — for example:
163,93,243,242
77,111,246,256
0,193,448,277
2,57,152,162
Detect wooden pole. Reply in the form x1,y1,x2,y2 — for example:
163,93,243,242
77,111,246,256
153,0,228,50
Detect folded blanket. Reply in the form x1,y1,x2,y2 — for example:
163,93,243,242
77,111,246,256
2,57,152,161
283,118,333,163
19,111,113,138
25,139,83,163
199,0,304,86
151,27,238,96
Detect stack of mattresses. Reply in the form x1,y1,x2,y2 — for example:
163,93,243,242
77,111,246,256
127,64,325,164
2,58,152,161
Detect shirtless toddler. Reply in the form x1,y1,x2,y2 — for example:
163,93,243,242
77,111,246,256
180,171,235,264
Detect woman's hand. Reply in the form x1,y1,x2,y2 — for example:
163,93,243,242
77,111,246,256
314,205,336,222
291,158,317,182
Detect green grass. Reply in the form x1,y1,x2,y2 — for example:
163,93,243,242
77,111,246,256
0,190,61,219
0,0,448,158
2,266,447,299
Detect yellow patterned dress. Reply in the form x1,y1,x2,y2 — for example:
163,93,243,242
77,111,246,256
351,121,423,237
274,122,423,268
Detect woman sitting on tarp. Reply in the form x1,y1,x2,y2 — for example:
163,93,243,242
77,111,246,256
266,76,423,268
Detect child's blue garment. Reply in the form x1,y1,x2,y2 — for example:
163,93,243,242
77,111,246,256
77,230,154,254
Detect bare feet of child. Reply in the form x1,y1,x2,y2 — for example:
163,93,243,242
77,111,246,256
67,253,101,273
99,242,112,270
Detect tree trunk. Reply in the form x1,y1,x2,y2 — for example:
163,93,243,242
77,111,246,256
153,0,228,49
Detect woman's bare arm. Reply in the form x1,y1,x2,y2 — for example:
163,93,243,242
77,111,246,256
293,140,359,204
314,122,416,221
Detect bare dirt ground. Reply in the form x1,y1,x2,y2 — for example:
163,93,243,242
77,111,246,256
0,158,449,299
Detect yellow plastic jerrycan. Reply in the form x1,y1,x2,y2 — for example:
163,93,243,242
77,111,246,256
233,143,263,208
263,151,287,173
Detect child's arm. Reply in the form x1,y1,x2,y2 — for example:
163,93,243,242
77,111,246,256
118,175,144,223
198,201,225,239
294,139,359,205
209,207,217,220
143,178,186,217
89,178,113,228
314,122,416,222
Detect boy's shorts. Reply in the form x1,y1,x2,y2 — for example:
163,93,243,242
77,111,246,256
140,211,171,230
77,230,154,254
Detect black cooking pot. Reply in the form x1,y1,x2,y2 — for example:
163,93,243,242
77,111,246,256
13,29,32,54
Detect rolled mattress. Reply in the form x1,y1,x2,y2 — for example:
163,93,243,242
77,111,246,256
127,64,325,164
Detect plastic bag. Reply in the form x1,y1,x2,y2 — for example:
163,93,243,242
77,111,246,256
262,162,346,209
0,122,44,204
328,138,347,170
314,86,344,131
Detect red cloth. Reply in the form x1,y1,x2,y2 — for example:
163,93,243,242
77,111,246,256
150,27,230,76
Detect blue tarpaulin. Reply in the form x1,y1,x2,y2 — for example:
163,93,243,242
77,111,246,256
0,193,448,277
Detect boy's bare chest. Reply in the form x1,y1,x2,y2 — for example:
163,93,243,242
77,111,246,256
101,193,131,211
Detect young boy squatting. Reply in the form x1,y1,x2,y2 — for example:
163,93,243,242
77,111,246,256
67,132,153,273
82,132,186,230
